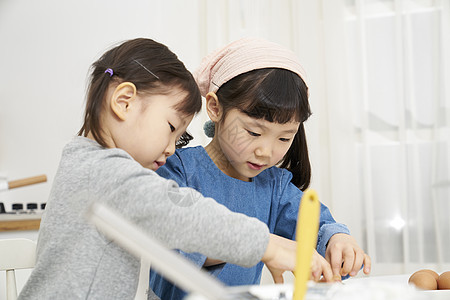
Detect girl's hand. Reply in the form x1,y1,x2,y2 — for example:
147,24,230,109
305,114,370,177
263,235,336,283
310,249,333,282
325,233,371,280
262,234,297,283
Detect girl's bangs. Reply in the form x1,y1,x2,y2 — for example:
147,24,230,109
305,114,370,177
240,70,310,124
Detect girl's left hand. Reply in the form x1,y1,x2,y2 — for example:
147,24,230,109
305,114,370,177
325,233,371,280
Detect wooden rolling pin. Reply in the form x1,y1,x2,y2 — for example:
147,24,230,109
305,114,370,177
5,174,47,190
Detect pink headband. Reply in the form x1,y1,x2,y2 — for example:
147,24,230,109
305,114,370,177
193,37,307,97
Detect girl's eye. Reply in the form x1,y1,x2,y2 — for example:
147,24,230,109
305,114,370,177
246,130,260,137
169,123,176,132
279,138,291,142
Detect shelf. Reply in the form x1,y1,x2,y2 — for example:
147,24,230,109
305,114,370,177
0,213,41,231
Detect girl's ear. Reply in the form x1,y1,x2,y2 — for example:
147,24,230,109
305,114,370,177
110,82,137,121
205,92,222,122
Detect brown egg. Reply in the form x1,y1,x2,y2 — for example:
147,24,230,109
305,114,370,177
419,269,439,281
408,270,438,290
437,271,450,290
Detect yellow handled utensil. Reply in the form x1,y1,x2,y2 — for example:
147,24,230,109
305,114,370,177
293,189,321,300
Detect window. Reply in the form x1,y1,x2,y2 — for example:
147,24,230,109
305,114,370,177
323,0,450,273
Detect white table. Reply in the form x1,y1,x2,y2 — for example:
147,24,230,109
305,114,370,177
186,274,450,300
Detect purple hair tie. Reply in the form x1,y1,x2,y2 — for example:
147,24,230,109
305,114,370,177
104,68,113,77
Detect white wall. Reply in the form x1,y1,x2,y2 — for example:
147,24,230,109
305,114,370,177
0,0,305,209
0,0,207,210
0,1,205,297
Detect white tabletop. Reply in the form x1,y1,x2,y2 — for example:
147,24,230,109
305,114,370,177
186,274,450,300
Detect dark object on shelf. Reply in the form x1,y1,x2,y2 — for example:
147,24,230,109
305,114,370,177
0,203,5,213
27,203,38,210
41,203,46,210
12,203,24,210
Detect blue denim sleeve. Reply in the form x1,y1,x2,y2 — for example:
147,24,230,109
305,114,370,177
316,207,350,257
274,169,350,257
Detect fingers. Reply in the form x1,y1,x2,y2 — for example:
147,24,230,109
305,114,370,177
321,259,334,282
263,234,296,272
311,251,333,282
270,269,285,284
329,249,372,278
329,250,343,280
264,235,296,284
325,233,372,279
349,249,364,276
310,257,321,282
345,249,372,277
363,254,372,274
340,247,355,277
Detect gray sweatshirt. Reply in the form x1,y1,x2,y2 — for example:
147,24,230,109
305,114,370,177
18,137,269,299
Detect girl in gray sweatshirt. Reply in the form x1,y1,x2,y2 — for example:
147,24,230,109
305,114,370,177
18,38,297,300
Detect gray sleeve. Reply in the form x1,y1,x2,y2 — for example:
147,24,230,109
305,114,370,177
89,153,269,268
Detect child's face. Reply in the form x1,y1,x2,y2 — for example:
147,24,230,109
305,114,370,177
214,108,299,181
115,87,193,171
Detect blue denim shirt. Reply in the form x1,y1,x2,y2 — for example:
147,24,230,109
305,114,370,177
150,146,350,299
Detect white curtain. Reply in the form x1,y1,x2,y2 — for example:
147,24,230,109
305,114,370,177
320,0,450,275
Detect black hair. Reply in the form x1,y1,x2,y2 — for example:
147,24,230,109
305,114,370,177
216,68,312,190
78,38,201,148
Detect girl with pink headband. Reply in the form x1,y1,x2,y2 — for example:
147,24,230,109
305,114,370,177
150,38,371,299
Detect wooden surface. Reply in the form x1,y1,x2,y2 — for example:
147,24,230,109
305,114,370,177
8,174,47,189
0,214,41,231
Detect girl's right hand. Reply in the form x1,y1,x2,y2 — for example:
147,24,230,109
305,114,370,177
262,234,337,283
310,249,334,282
261,234,297,283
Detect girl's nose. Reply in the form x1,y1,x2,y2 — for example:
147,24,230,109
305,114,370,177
164,140,176,157
255,143,271,158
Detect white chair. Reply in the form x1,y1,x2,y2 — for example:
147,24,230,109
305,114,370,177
0,239,36,300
